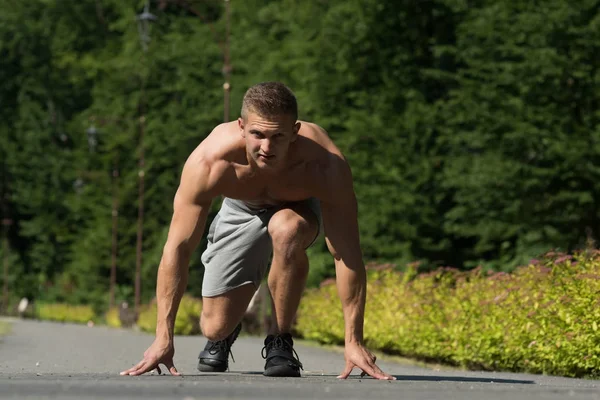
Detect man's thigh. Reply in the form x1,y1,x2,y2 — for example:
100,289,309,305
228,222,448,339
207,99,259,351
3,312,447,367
268,198,322,250
200,283,256,333
200,198,273,297
200,197,322,298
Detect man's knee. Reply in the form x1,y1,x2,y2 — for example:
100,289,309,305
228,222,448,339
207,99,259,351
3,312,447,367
268,209,316,252
200,310,232,341
200,284,256,340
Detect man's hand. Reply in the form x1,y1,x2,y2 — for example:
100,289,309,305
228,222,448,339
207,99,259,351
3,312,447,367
337,342,395,380
120,338,180,376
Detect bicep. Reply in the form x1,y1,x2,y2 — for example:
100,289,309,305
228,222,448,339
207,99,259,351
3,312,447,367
321,160,363,265
322,203,361,261
164,157,216,254
165,191,212,254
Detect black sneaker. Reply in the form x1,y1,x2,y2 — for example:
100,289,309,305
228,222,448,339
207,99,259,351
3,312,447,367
262,333,303,377
197,323,242,372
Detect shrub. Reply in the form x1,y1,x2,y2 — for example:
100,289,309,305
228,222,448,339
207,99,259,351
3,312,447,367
296,251,600,378
137,295,202,335
105,307,121,328
136,303,157,333
35,303,96,324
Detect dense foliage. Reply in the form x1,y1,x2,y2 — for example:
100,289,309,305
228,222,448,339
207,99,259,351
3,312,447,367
1,0,599,309
296,250,600,378
136,294,202,335
35,303,96,324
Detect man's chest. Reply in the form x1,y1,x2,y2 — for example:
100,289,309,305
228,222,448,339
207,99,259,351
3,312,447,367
223,161,330,204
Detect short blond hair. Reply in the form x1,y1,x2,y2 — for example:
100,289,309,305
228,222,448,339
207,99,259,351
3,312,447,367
241,82,298,121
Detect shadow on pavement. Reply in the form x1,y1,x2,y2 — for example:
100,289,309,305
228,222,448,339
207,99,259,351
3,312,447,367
391,375,535,384
237,372,534,384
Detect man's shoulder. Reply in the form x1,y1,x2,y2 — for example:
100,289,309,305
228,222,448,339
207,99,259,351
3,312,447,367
181,123,240,190
187,122,242,169
296,121,346,167
291,121,351,202
298,120,328,140
199,121,242,160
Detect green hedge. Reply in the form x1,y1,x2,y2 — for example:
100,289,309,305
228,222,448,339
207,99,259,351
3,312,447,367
33,296,203,335
137,295,202,335
105,307,121,328
35,303,96,324
296,250,600,378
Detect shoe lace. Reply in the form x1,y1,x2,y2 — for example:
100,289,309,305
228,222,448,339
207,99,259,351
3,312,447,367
261,336,302,368
207,340,236,363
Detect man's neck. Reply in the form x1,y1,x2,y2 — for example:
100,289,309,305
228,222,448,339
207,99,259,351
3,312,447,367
244,154,288,179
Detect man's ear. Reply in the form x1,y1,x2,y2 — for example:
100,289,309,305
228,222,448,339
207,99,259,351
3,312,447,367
291,121,301,142
238,117,245,137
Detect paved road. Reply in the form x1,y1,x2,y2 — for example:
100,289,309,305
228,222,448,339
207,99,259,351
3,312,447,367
0,318,598,399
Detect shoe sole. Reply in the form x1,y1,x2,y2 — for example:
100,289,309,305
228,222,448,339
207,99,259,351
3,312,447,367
263,365,301,378
197,323,242,373
197,363,227,373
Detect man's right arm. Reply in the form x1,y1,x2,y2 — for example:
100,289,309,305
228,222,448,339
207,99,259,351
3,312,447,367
121,143,228,376
155,155,217,342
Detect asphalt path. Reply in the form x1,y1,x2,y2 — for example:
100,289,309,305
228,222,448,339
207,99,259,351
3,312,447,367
0,318,598,399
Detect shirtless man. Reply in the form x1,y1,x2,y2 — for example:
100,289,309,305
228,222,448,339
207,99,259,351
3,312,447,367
120,82,394,380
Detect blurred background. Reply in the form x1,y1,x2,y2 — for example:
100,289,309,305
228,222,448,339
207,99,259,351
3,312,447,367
1,0,599,317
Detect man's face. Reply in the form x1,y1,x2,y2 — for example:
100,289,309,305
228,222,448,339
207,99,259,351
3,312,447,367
239,112,300,171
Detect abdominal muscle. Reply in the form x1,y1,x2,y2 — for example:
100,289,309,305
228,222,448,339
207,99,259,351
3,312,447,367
218,158,321,209
220,178,316,211
228,189,313,210
239,197,284,211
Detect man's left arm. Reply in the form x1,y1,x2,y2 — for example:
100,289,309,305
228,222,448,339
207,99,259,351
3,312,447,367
320,157,395,380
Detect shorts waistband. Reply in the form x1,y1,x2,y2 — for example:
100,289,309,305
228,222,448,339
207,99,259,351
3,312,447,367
223,197,279,214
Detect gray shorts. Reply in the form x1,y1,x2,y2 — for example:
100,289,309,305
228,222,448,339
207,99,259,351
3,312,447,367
200,197,323,297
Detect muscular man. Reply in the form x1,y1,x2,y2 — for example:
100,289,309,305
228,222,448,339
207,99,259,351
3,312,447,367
120,82,394,380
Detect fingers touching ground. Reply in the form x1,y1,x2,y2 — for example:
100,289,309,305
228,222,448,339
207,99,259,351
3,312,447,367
338,356,396,380
155,364,180,376
164,361,180,376
120,360,180,377
336,363,354,379
120,339,180,377
120,359,153,376
363,363,395,380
